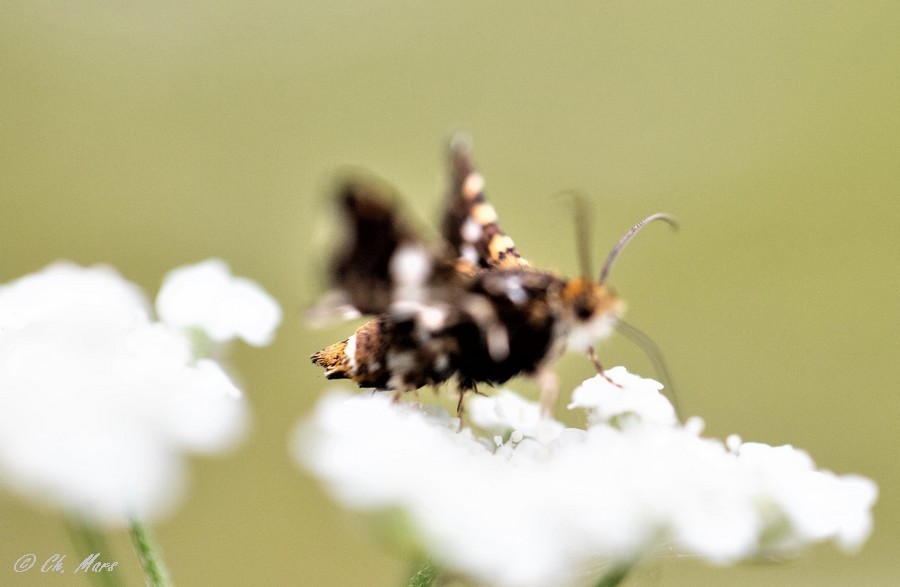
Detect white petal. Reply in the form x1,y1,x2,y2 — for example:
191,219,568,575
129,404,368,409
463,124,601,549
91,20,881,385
156,258,282,346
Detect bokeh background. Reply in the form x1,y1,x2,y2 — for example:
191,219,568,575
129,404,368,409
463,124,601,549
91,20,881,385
2,2,898,585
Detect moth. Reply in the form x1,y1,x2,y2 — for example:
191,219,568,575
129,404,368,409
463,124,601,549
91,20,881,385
311,136,674,416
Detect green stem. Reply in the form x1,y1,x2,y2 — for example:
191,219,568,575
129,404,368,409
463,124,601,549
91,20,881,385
594,563,631,587
63,516,124,587
407,559,440,587
128,518,173,587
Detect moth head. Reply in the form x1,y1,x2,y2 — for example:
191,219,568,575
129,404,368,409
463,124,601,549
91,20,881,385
562,210,677,351
560,277,624,351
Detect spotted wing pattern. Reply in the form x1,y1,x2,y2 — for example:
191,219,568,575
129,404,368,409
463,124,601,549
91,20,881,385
442,136,531,271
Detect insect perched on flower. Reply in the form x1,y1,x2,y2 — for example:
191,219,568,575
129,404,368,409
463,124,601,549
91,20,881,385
311,135,675,416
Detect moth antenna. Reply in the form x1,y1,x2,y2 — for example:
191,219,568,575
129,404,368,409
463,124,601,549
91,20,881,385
552,190,593,278
615,319,681,419
599,213,677,285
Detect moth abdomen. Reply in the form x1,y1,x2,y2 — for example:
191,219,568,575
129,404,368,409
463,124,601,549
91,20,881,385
311,317,391,388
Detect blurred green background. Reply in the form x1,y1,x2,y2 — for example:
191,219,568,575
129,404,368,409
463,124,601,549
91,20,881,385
2,2,898,585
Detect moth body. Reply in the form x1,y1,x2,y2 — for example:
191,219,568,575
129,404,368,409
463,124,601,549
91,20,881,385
311,136,665,415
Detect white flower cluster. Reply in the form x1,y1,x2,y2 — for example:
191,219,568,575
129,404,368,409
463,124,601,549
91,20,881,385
156,258,282,347
0,260,281,526
297,367,877,587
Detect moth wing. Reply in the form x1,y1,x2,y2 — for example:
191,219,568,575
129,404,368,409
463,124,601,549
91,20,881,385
323,178,464,318
326,179,425,315
441,135,531,271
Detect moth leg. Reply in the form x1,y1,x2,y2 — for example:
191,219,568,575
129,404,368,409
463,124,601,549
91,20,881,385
588,345,623,388
536,367,559,419
457,383,476,416
455,380,481,430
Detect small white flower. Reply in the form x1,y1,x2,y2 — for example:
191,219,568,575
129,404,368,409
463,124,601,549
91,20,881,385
467,389,565,443
568,366,676,426
296,368,877,587
735,442,878,552
156,258,282,346
0,262,266,526
0,262,149,329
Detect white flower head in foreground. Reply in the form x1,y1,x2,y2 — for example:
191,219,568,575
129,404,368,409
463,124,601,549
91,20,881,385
296,368,877,587
156,258,283,346
0,261,280,526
